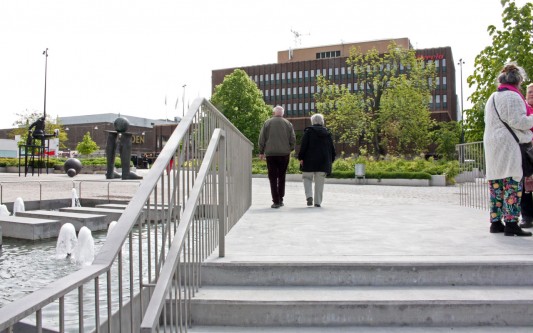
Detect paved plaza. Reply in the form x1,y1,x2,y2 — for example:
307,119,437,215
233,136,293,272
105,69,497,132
208,177,533,264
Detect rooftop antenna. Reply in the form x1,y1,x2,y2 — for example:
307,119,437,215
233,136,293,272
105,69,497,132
291,29,310,47
289,29,310,60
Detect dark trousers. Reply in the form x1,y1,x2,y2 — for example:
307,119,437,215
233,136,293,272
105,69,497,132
266,155,290,204
522,191,533,221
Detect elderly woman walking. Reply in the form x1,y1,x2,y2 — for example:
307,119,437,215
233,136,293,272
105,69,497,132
298,113,336,207
484,63,533,236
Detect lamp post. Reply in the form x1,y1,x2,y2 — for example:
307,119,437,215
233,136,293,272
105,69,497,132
42,48,49,119
182,84,187,117
458,58,465,143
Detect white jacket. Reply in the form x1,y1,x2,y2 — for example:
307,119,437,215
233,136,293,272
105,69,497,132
484,90,533,181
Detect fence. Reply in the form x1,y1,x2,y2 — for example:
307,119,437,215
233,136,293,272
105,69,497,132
0,97,253,332
456,141,488,210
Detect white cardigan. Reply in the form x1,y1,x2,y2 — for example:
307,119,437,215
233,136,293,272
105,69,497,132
484,90,533,181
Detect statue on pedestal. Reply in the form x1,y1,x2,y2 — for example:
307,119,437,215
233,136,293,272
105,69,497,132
105,117,142,180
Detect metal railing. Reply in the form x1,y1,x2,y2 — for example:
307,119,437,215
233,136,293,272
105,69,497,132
0,97,253,332
456,141,488,210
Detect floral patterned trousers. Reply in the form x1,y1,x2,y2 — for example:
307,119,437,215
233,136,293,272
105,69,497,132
489,177,522,223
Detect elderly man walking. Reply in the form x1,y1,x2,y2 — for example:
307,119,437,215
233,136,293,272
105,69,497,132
258,105,296,208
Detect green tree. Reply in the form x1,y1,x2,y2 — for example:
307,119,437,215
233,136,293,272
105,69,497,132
316,42,436,157
211,69,271,153
379,76,434,156
431,121,461,160
465,0,533,141
76,132,99,155
10,110,69,149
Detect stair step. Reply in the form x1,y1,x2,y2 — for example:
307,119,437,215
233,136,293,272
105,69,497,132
15,210,107,232
188,285,533,326
0,215,61,240
201,262,533,286
59,206,124,224
187,326,533,332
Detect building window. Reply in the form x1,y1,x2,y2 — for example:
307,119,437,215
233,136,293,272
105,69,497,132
282,88,286,96
328,68,333,76
443,95,447,108
276,88,279,96
311,86,315,93
276,73,280,80
335,68,339,76
265,90,269,97
260,74,264,82
442,76,447,89
311,69,315,77
316,52,320,59
293,87,297,95
305,86,309,94
348,83,352,91
287,72,291,80
436,77,440,88
282,72,286,80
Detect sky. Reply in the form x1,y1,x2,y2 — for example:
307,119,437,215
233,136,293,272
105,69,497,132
0,0,529,129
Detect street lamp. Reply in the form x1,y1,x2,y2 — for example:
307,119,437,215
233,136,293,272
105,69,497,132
182,84,187,117
458,58,465,143
42,48,49,120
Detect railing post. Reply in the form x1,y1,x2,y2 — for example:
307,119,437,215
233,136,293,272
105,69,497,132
218,131,226,257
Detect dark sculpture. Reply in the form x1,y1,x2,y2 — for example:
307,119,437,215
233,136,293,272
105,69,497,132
64,158,82,177
27,116,58,146
105,117,142,180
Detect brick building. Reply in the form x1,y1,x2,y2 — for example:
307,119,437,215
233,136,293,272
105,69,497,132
212,37,457,136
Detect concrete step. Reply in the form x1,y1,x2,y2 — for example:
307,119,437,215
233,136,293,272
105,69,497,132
189,285,533,327
200,262,533,286
59,206,124,224
15,210,108,232
96,203,179,221
0,215,61,240
187,326,533,332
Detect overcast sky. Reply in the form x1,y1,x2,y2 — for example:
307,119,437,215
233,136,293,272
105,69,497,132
0,0,528,129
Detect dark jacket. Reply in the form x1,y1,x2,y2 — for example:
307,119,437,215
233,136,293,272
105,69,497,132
258,116,296,156
298,124,336,174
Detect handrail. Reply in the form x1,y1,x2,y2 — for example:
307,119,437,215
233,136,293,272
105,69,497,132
140,129,226,331
0,97,253,332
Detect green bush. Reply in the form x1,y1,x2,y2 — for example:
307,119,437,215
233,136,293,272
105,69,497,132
252,154,458,182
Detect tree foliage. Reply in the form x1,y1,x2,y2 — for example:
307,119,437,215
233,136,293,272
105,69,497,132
10,110,69,149
76,132,99,155
210,69,271,153
379,76,434,156
431,121,461,160
465,0,533,142
315,42,436,157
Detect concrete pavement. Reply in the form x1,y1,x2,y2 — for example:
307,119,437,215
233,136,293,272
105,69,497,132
207,177,533,264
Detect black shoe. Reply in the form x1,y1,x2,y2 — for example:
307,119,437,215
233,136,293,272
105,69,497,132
490,221,505,233
504,222,532,236
271,203,281,209
280,202,284,207
520,219,533,228
314,204,321,207
307,197,313,206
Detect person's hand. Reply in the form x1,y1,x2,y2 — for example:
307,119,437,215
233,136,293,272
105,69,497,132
259,154,265,161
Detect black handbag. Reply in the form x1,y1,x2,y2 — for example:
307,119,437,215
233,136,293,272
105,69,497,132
492,97,533,177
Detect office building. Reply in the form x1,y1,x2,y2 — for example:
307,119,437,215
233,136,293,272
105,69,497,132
212,38,457,134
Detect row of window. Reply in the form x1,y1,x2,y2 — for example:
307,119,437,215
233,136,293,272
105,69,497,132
316,50,341,59
259,78,448,98
277,96,448,117
252,58,448,83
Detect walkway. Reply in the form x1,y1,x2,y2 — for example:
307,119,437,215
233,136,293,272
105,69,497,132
207,177,533,264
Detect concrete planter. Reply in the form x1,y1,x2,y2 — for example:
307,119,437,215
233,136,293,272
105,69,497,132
430,175,446,186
